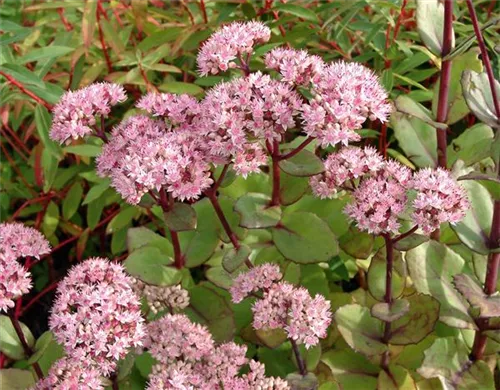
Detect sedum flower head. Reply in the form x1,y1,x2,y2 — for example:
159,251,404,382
97,115,212,204
310,146,385,199
197,21,271,75
302,61,391,147
411,168,470,233
233,142,268,178
132,279,190,314
252,281,332,349
0,223,50,313
201,72,302,156
344,160,411,235
145,314,214,364
265,47,324,86
49,257,145,376
50,83,126,144
230,263,282,303
32,357,104,390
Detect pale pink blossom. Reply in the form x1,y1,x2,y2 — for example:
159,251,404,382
302,61,391,147
411,168,470,233
32,357,104,390
226,360,290,390
233,142,268,178
97,115,212,204
344,160,411,235
265,47,324,86
230,263,282,303
197,21,271,75
0,256,32,313
145,314,214,364
310,146,385,199
50,83,126,144
201,72,302,158
49,258,144,376
0,222,51,260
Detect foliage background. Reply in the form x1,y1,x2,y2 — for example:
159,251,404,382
0,0,499,389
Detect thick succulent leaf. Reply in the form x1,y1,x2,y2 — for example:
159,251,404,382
371,299,410,323
447,124,494,167
367,247,406,301
406,241,477,329
164,203,197,232
280,149,324,177
377,365,417,390
416,0,455,56
234,193,281,229
461,70,500,129
0,316,35,360
453,273,500,318
222,244,251,273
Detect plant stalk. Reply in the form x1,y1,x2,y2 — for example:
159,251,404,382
290,339,307,377
159,189,184,269
8,313,44,380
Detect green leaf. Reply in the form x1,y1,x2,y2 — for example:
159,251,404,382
274,3,319,23
255,328,288,349
415,0,455,56
164,203,197,232
461,70,500,129
453,274,500,318
447,124,494,166
418,337,495,390
159,82,204,96
380,69,393,92
339,228,374,260
367,247,406,301
371,299,410,323
16,46,74,64
272,212,338,263
432,49,483,125
0,369,35,389
406,241,477,329
280,149,324,177
82,179,111,205
124,246,180,286
62,182,83,220
234,193,281,229
0,63,44,87
63,144,102,157
27,331,54,364
377,365,417,390
452,173,493,254
279,172,309,206
321,349,379,390
0,315,35,360
286,373,319,390
127,227,173,255
459,172,500,201
82,0,97,49
391,112,437,168
393,233,429,251
42,148,59,193
389,294,440,345
205,266,234,290
106,207,138,234
42,201,59,238
182,229,220,268
100,19,126,54
34,104,62,159
222,244,251,273
394,96,447,129
334,304,386,358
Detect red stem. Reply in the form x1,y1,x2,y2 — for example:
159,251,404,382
0,71,53,109
392,225,419,243
379,123,387,158
435,0,454,170
97,1,113,74
8,313,44,380
199,0,208,23
159,189,184,269
19,281,59,317
290,339,307,376
278,137,314,160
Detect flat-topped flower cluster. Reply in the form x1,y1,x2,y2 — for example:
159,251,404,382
49,21,392,207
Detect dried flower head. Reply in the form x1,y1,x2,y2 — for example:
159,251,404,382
32,357,104,390
197,21,271,75
265,47,324,86
49,257,144,376
201,72,302,159
132,279,190,314
302,61,391,147
411,168,470,233
97,115,212,204
310,146,385,199
344,160,411,235
252,282,332,349
145,314,214,364
230,263,282,303
50,83,126,144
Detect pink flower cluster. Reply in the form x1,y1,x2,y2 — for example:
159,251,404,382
230,263,282,303
302,61,391,147
230,264,332,349
33,357,104,390
0,223,50,313
265,47,324,86
311,147,470,235
411,168,470,234
50,83,126,144
96,114,212,203
145,314,288,389
310,146,384,199
197,21,271,75
344,160,411,235
49,258,144,377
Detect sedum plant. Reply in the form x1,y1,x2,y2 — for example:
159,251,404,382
0,1,499,390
